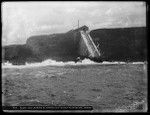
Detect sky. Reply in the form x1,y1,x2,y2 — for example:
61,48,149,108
2,1,146,45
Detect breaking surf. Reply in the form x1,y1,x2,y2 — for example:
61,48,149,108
2,58,146,69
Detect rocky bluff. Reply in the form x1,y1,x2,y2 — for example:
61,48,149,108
2,26,147,65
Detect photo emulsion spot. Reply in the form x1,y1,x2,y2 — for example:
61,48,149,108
2,1,147,112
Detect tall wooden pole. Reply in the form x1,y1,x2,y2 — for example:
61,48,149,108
78,20,79,29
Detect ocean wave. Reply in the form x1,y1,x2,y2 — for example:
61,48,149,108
2,58,145,69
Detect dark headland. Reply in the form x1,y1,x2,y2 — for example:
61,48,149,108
2,26,147,65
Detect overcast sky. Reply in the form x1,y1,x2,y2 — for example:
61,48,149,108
2,2,146,45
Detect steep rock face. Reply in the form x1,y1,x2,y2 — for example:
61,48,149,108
2,26,147,65
26,31,81,61
90,27,147,61
2,45,35,65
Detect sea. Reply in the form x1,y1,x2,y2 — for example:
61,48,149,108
2,59,147,112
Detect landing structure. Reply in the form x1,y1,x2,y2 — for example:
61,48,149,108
77,26,102,62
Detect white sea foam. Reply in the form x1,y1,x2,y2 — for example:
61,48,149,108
2,59,145,69
132,62,146,64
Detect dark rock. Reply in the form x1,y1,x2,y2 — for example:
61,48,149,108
90,27,147,62
2,26,147,65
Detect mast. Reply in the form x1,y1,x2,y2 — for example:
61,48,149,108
78,20,79,29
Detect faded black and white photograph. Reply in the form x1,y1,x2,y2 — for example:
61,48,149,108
2,1,147,112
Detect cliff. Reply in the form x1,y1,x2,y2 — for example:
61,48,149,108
90,27,147,61
26,30,81,62
2,45,35,65
2,26,147,65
